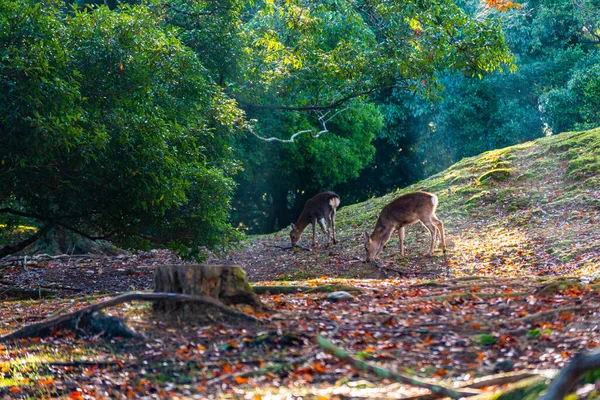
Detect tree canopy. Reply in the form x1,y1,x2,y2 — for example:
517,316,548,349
0,0,525,252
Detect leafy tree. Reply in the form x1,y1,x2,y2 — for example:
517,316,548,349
0,1,241,257
332,0,600,207
228,0,514,232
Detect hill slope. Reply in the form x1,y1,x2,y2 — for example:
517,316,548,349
230,128,600,281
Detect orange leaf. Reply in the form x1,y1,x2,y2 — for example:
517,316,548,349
10,387,22,393
69,392,84,400
234,375,249,384
37,377,55,386
223,364,233,373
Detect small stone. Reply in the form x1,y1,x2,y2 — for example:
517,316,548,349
326,291,355,302
493,359,515,372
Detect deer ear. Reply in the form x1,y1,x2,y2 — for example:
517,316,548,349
363,231,369,241
290,223,296,231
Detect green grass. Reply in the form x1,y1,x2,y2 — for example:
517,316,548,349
336,127,600,230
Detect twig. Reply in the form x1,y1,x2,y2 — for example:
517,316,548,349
0,292,262,342
315,335,480,399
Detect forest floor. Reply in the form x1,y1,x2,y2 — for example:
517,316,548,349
0,128,599,399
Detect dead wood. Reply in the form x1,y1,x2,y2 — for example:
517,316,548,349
397,291,527,305
315,335,481,399
467,376,547,399
0,253,111,264
515,306,600,324
0,291,261,342
251,284,361,294
467,370,554,389
540,351,600,400
154,264,268,315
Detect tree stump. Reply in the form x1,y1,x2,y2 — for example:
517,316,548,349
153,264,267,322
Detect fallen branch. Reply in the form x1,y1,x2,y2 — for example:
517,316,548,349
540,351,600,400
397,291,527,305
0,291,261,342
252,285,361,295
315,335,480,399
467,376,547,399
467,370,554,389
515,306,600,324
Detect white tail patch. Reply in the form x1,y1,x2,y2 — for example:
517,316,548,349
431,195,438,210
329,197,340,209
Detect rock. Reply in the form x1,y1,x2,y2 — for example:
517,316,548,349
494,359,515,372
326,291,355,302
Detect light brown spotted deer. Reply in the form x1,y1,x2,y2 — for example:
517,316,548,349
363,191,445,262
290,192,340,247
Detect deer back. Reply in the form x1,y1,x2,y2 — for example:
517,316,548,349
297,191,340,223
376,191,437,230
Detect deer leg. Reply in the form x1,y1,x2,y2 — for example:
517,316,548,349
422,220,437,256
318,217,331,246
432,214,445,252
398,226,406,256
312,218,317,247
330,209,337,244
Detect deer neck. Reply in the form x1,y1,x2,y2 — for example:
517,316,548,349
294,216,311,234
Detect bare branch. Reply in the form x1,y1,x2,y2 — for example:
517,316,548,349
249,107,349,143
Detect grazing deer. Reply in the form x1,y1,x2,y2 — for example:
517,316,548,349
290,192,340,247
363,191,445,262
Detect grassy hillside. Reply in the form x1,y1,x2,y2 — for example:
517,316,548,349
232,128,600,281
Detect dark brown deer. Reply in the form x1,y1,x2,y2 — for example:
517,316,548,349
290,192,340,247
363,191,445,262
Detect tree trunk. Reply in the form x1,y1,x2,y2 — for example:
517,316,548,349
153,264,267,322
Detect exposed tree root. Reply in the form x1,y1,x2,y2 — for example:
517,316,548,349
315,335,481,399
397,291,527,304
467,375,547,399
514,306,600,324
251,284,361,294
540,351,600,400
0,292,262,342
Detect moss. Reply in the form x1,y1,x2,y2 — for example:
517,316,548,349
477,168,512,184
465,190,493,205
567,155,600,179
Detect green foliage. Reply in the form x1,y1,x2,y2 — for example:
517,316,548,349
0,0,241,255
474,333,498,346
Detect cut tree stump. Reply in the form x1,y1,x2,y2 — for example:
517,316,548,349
153,264,267,322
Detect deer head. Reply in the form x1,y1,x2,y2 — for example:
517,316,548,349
363,231,379,262
290,223,301,246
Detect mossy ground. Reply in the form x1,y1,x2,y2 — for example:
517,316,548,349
233,128,600,281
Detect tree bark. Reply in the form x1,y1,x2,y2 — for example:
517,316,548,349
0,224,52,258
153,264,268,322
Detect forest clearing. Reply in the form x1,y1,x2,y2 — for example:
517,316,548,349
1,129,599,399
2,0,600,398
